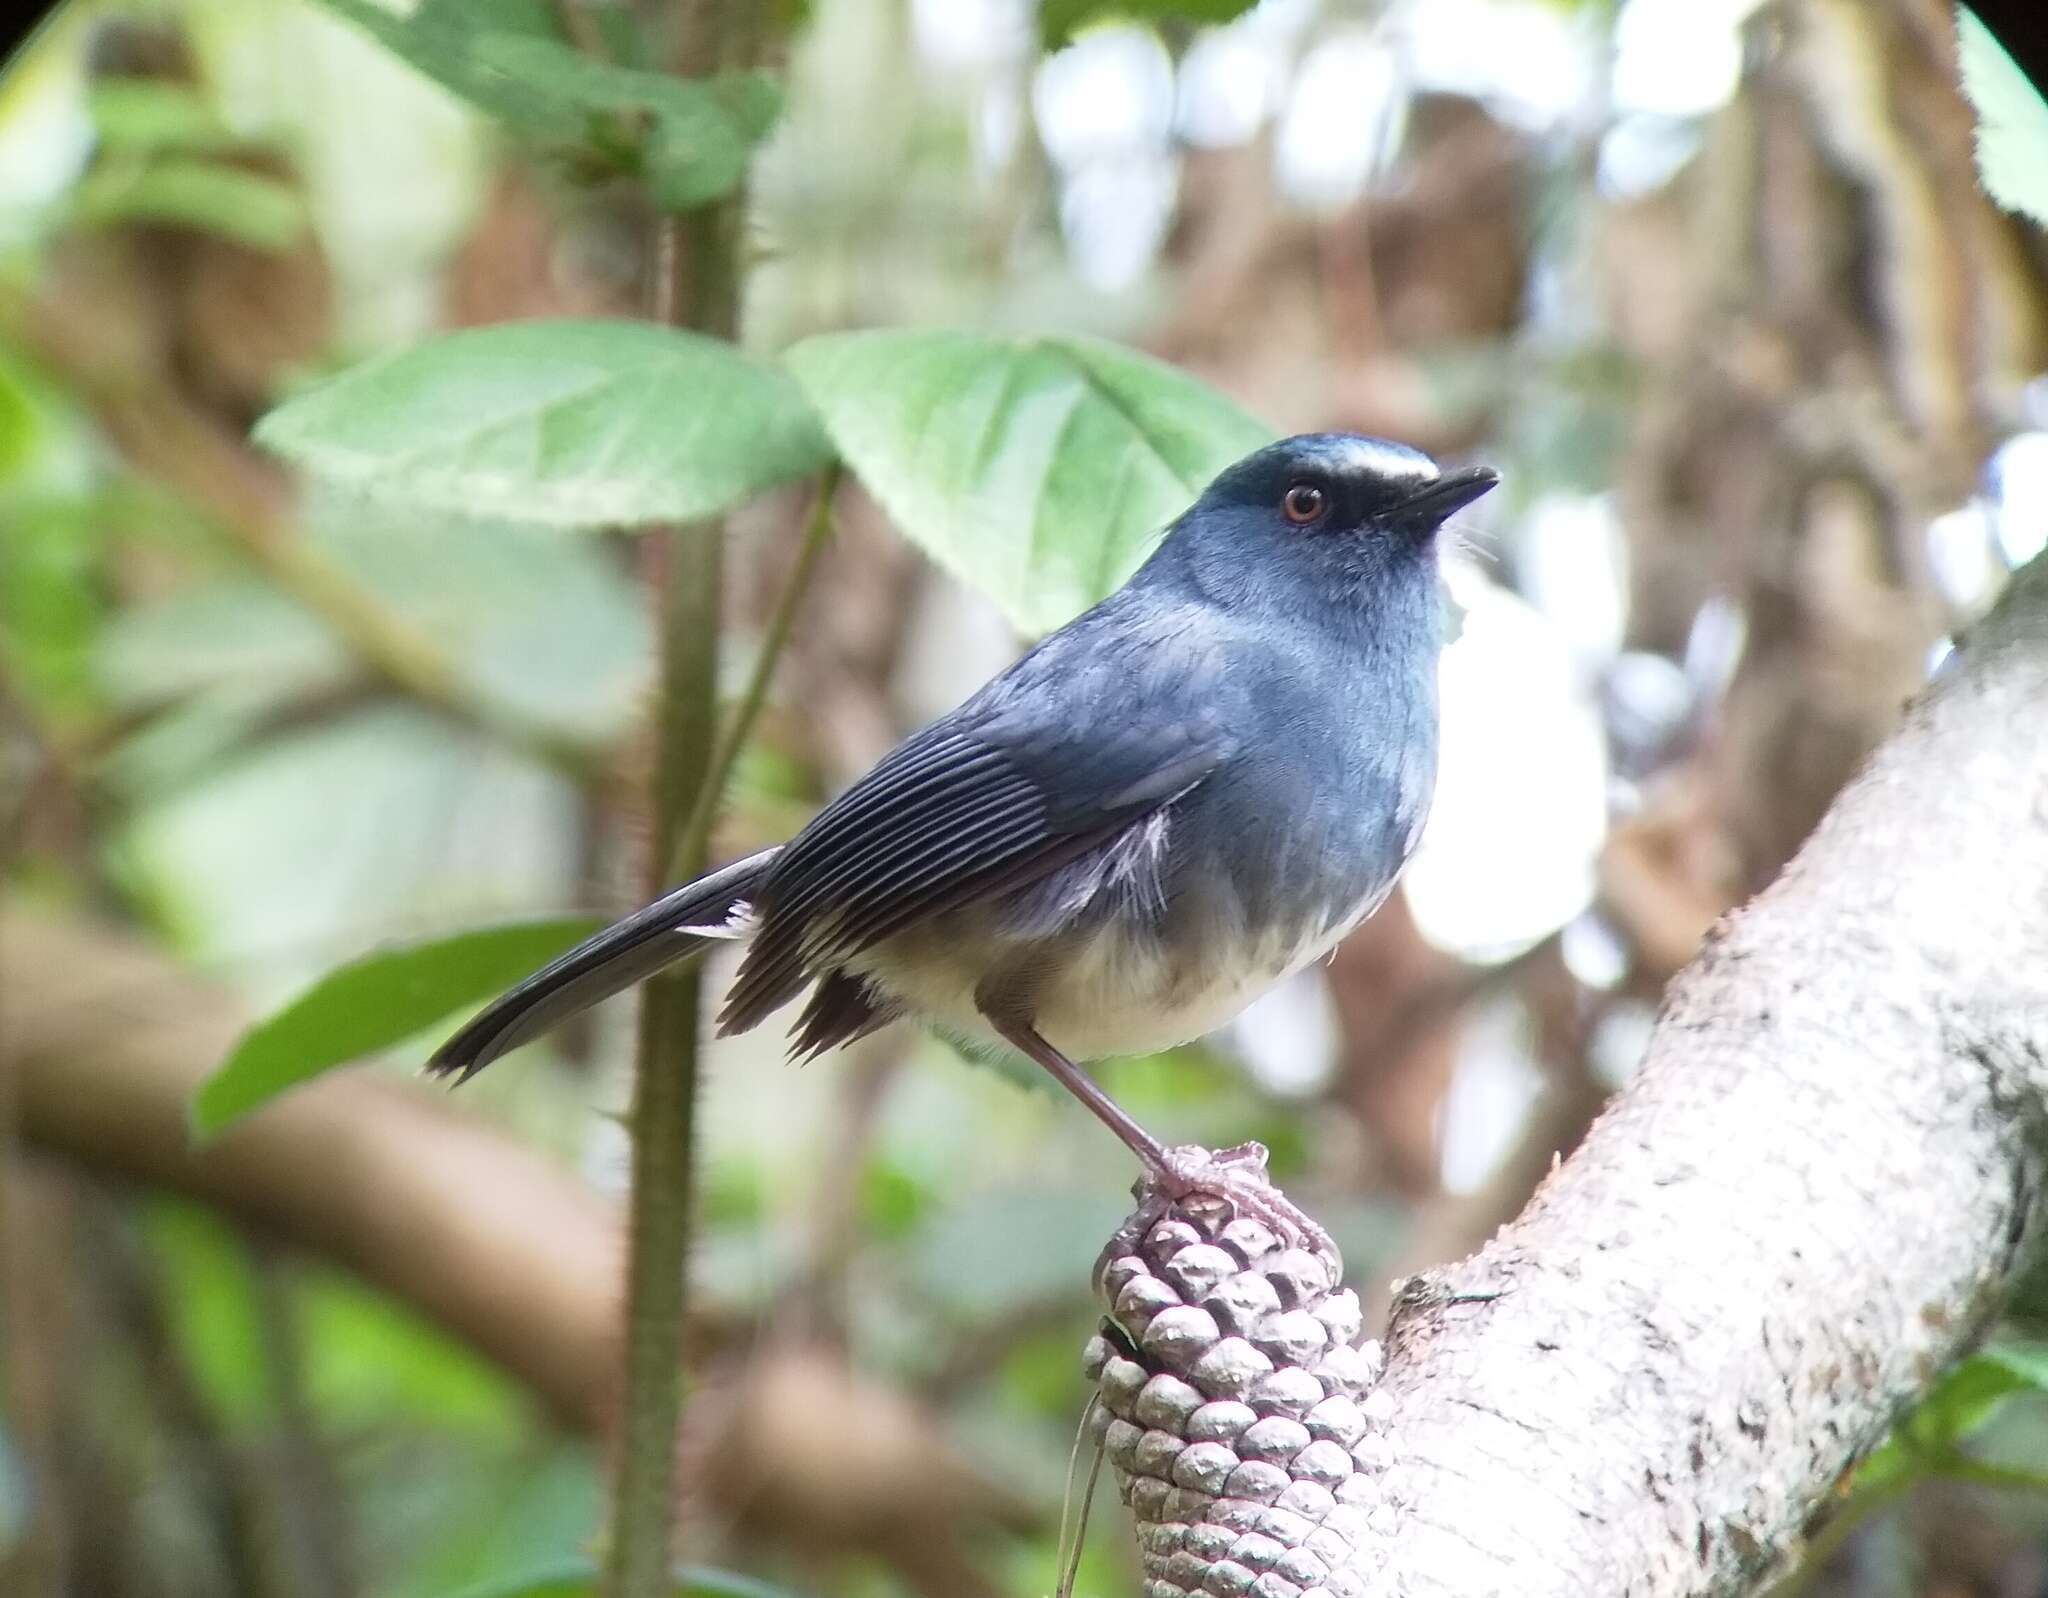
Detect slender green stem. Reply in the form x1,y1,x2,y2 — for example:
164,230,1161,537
602,48,748,1589
1764,1446,2048,1598
670,460,841,879
605,505,720,1598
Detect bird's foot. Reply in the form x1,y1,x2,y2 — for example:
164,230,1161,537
1147,1142,1342,1279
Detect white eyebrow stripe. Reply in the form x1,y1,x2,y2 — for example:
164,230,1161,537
1325,437,1437,483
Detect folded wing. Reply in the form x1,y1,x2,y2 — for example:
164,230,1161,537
717,705,1231,1038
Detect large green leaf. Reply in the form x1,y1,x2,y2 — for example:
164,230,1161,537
439,1559,802,1598
1040,0,1259,49
191,918,600,1137
255,320,833,526
1959,8,2048,227
785,329,1271,634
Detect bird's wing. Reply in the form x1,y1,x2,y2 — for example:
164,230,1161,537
717,683,1234,1036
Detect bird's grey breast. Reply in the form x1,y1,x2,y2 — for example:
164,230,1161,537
1004,609,1436,1054
1163,612,1438,961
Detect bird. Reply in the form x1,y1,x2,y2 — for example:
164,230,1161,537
429,433,1498,1254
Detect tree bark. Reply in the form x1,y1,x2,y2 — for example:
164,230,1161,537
1336,550,2048,1593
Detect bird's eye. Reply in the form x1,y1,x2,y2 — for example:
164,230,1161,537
1281,483,1327,525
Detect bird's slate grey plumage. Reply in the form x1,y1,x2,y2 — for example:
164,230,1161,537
430,433,1497,1240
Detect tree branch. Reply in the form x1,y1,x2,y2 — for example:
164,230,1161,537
1339,551,2048,1593
2,903,623,1431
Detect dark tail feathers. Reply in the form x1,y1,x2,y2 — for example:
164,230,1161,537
427,845,778,1082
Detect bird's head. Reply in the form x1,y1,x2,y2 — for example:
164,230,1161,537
1156,433,1498,626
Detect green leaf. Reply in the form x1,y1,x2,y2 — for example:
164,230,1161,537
255,320,833,526
191,918,600,1137
785,329,1270,634
1858,1341,2048,1490
308,0,775,208
469,37,781,208
641,74,781,209
437,1558,803,1598
70,159,309,250
1958,8,2048,226
311,0,585,139
1040,0,1258,49
1981,1339,2048,1391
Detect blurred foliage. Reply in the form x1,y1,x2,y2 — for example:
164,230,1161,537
70,154,309,246
311,0,776,204
67,76,311,246
1857,1343,2048,1496
438,1560,802,1597
309,0,645,138
1038,0,1259,50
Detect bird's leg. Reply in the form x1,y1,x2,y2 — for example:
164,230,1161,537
983,1010,1171,1169
982,1009,1340,1272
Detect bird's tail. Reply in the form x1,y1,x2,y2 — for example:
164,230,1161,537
427,845,779,1082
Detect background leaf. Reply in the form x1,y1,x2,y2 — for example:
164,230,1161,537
70,159,309,250
310,0,589,139
469,37,781,207
255,320,832,526
1958,8,2048,226
192,918,600,1137
86,82,239,152
785,328,1271,634
1,497,106,729
1857,1342,2048,1491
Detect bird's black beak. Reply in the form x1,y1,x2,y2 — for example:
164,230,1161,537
1391,465,1499,530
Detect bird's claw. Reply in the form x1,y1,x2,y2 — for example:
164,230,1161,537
1145,1141,1343,1279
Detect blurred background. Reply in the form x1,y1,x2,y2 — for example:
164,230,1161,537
5,0,2048,1594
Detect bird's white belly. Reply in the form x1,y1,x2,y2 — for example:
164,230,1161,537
851,890,1382,1061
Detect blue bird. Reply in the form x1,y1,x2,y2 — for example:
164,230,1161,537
430,433,1497,1251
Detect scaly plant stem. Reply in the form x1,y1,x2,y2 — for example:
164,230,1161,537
602,66,750,1588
